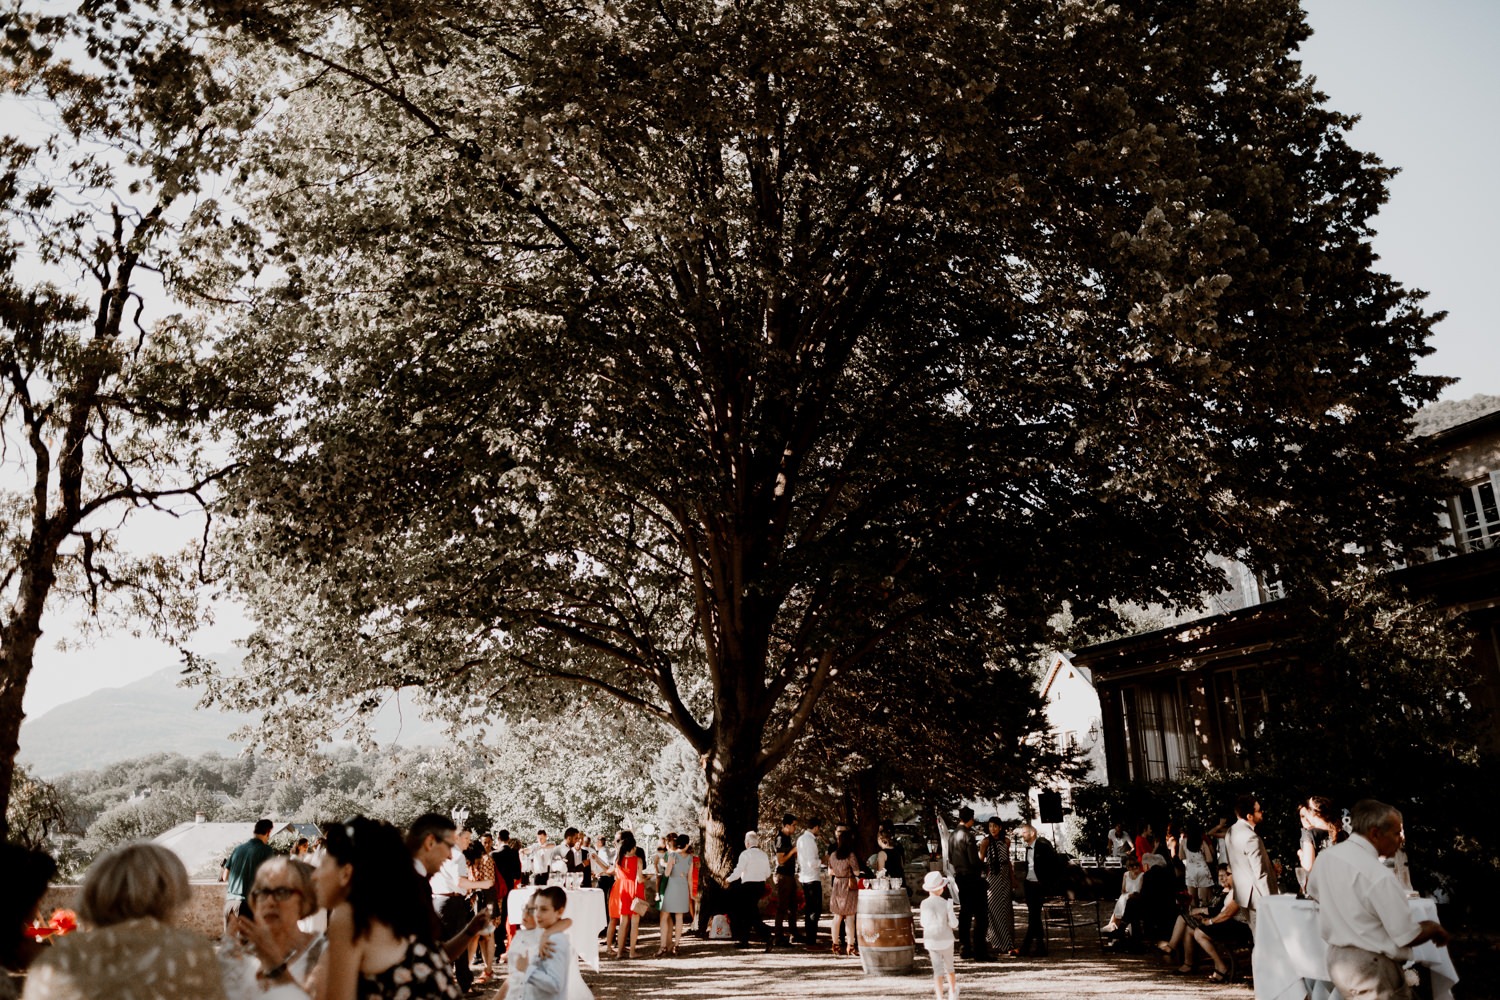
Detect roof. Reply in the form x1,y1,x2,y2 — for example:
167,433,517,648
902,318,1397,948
1420,406,1500,453
154,822,254,881
278,822,321,840
1039,651,1093,699
1070,545,1500,683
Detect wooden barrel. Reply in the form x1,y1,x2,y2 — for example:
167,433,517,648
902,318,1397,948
857,888,915,976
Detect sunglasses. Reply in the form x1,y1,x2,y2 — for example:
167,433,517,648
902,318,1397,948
250,887,303,903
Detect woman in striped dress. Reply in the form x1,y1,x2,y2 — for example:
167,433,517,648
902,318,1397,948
981,817,1016,955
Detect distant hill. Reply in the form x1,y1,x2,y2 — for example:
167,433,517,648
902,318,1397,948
18,666,256,778
19,661,461,778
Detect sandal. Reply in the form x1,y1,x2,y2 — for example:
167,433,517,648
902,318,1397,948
1207,969,1229,983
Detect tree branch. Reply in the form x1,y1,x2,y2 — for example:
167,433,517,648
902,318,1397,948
756,649,836,771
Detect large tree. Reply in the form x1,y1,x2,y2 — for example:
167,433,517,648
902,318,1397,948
199,0,1448,881
0,1,262,835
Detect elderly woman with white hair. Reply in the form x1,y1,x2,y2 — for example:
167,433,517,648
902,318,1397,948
725,832,773,949
22,842,226,1000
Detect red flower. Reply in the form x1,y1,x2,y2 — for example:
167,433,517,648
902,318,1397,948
48,910,78,935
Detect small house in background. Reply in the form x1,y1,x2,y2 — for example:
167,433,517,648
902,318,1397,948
155,819,252,881
1022,654,1105,852
1069,400,1500,785
277,821,321,842
1031,652,1106,805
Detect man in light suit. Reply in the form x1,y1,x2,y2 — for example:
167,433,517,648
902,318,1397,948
1226,793,1278,931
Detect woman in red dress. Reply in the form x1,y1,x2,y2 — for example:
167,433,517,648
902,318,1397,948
607,831,645,958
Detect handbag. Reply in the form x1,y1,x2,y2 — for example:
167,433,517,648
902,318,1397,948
630,895,650,916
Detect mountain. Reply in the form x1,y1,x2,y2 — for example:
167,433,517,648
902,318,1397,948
18,666,256,778
18,661,462,778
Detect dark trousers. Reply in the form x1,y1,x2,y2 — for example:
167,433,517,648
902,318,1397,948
1022,880,1047,955
436,895,475,990
801,880,822,944
736,881,769,944
955,873,989,956
774,874,798,940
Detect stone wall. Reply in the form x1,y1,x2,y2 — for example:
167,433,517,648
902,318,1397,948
40,882,227,940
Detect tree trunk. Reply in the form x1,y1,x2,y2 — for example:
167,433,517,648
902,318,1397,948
697,735,764,925
0,626,42,841
848,765,882,862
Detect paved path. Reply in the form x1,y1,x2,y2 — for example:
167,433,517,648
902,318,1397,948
580,942,1244,999
473,919,1250,1000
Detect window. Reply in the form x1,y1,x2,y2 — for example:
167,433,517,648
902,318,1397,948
1118,682,1195,781
1211,667,1269,763
1451,474,1500,553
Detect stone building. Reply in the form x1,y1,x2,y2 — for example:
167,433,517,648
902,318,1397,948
1068,404,1500,784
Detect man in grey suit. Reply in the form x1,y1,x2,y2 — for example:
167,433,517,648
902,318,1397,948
1226,793,1278,930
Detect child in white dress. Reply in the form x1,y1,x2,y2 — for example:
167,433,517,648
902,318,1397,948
919,871,960,1000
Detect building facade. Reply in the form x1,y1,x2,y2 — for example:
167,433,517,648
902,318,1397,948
1070,407,1500,785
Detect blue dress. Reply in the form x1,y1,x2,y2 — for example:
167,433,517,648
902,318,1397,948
661,850,691,913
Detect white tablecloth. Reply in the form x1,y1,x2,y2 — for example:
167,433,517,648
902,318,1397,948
1252,895,1458,1000
506,886,608,971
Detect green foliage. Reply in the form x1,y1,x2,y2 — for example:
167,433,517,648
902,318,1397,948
764,603,1084,830
1249,572,1495,900
1075,573,1497,906
192,0,1447,880
1072,772,1252,856
0,0,271,834
4,765,70,851
1410,393,1500,437
83,781,223,854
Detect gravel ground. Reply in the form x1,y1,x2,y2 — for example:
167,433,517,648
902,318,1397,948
474,913,1253,1000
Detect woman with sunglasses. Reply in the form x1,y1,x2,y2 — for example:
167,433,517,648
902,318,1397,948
313,817,461,1000
221,858,325,998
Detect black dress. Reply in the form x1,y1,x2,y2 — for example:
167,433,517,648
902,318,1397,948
358,939,462,1000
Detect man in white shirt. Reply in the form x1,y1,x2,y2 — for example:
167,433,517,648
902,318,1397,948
796,817,823,947
1107,822,1133,858
727,831,774,948
1226,793,1278,930
531,829,560,885
1307,800,1448,1000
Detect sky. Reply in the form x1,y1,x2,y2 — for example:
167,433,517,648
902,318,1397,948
17,1,1500,720
1299,0,1500,401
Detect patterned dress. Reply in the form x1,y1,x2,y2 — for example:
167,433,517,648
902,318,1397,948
827,853,860,916
985,839,1015,953
357,939,461,1000
470,851,499,913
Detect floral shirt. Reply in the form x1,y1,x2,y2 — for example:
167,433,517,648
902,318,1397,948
357,939,460,1000
21,918,226,1000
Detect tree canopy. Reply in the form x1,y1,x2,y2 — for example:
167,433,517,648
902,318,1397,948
194,0,1448,876
0,0,261,834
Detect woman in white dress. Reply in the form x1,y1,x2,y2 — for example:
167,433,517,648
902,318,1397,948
1100,856,1144,933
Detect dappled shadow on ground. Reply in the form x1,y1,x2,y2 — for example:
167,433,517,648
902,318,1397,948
583,935,1249,999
